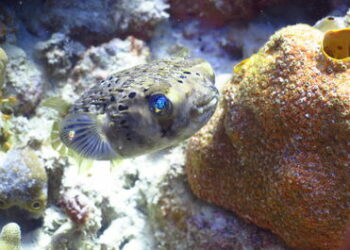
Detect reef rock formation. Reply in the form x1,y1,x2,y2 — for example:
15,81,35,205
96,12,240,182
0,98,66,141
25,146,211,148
148,163,288,250
68,36,150,91
169,0,283,27
16,0,169,45
186,24,350,250
3,44,45,115
35,33,85,79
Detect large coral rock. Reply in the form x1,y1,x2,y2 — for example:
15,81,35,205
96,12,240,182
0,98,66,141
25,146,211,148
17,0,169,45
186,24,350,250
169,0,283,27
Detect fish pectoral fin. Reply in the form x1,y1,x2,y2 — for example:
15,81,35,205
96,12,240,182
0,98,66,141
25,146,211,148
59,113,119,160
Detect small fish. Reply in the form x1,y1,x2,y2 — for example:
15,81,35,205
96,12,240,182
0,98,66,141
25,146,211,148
59,58,219,160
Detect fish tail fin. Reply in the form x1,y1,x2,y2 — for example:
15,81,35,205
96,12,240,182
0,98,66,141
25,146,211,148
59,113,118,160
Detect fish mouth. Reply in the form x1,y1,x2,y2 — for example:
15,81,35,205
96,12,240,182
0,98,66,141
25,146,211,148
192,88,219,123
196,95,218,115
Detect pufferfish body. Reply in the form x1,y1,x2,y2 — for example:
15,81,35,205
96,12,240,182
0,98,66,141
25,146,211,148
59,58,219,160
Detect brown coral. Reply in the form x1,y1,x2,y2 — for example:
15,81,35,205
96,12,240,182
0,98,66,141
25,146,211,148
186,24,350,250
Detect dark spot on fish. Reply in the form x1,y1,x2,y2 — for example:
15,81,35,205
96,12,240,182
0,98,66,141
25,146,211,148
118,105,128,111
108,89,112,92
337,46,343,50
107,83,111,87
117,89,123,92
178,80,183,84
200,46,205,52
128,92,136,98
179,75,186,79
198,37,202,42
183,71,191,74
144,88,149,92
120,120,127,125
110,96,116,102
196,72,200,76
115,79,119,84
84,107,89,112
108,76,113,81
328,17,335,20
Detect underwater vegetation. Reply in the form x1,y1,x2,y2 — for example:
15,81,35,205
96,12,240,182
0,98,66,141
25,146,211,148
186,23,350,250
0,148,47,214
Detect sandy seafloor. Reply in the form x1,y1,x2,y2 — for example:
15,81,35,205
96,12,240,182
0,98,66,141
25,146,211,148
0,0,349,249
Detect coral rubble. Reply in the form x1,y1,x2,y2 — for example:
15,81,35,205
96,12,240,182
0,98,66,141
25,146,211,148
186,24,350,250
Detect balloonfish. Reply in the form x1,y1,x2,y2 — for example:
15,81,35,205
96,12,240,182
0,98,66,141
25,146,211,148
59,58,219,160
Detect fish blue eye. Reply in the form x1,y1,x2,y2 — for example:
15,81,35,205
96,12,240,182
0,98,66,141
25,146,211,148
149,94,172,116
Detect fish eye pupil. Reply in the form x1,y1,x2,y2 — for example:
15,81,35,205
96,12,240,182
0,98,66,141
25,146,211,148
149,94,171,115
155,96,167,109
32,201,41,209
